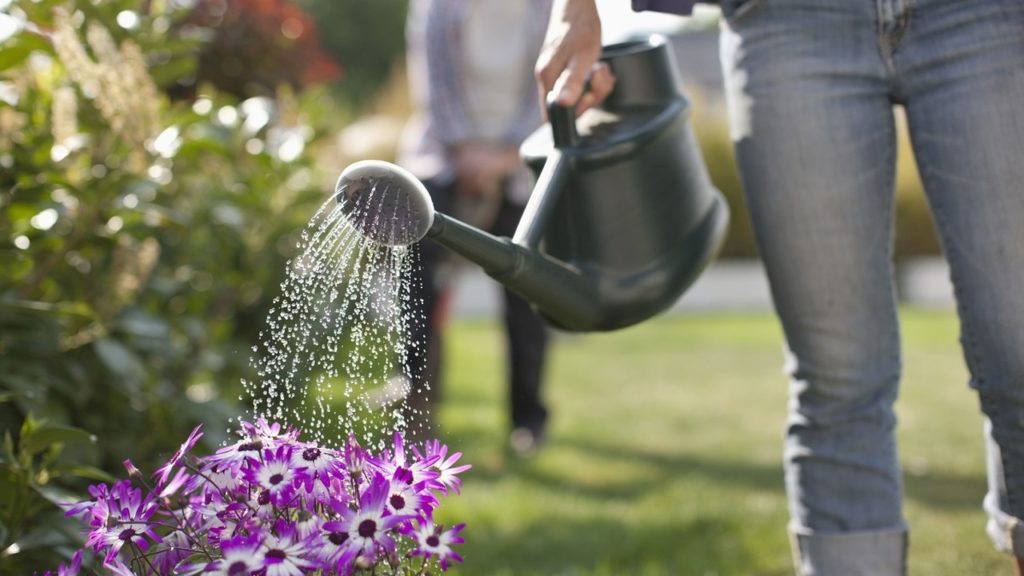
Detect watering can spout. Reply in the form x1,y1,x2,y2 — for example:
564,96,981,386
426,212,603,330
334,160,603,331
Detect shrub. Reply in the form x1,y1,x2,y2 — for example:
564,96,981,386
174,0,341,99
0,1,335,570
295,0,409,108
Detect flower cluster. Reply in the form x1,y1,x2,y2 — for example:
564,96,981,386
57,419,470,575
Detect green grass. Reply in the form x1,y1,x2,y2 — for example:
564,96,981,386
430,309,1009,575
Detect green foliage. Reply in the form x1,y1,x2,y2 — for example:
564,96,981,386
0,0,335,570
0,415,109,572
175,0,341,99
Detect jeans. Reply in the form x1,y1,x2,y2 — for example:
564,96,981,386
719,0,1024,573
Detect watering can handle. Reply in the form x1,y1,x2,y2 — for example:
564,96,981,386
513,95,578,250
546,93,580,149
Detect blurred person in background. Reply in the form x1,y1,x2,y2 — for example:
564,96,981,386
398,0,555,456
535,0,1024,574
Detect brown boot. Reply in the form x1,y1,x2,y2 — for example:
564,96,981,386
1015,556,1023,576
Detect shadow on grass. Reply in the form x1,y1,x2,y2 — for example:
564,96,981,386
446,425,987,511
903,470,986,512
459,514,791,576
520,435,785,499
438,424,987,575
531,437,985,512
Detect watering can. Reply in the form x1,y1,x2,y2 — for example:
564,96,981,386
335,35,728,332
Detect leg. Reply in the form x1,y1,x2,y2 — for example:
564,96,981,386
402,179,455,438
490,192,550,446
898,0,1024,559
720,1,907,573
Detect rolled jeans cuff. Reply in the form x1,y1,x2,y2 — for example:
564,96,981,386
984,492,1024,556
789,523,908,576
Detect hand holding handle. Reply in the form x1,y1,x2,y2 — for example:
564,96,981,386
546,92,580,149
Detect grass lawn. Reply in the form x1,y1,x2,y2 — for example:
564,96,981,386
429,308,1009,575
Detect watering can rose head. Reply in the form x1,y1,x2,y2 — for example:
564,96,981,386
335,160,436,248
57,418,470,575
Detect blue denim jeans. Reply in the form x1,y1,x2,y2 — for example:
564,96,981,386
719,0,1024,573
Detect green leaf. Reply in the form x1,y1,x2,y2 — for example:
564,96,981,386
0,32,51,72
150,57,198,88
21,424,96,457
15,0,66,24
0,300,94,319
117,310,171,339
0,467,20,503
53,465,116,484
18,413,39,441
92,337,145,397
2,519,72,554
30,484,81,508
2,432,15,467
0,374,49,404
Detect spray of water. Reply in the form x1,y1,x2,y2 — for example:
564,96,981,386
240,178,431,451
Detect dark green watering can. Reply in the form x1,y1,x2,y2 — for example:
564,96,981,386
335,35,728,332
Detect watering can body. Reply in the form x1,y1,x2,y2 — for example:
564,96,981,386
426,35,728,332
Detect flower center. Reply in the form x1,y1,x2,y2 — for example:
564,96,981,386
389,493,406,510
358,519,377,538
257,490,271,505
266,548,287,560
426,535,440,548
118,528,136,541
269,472,284,485
227,561,248,575
329,531,349,546
302,447,321,461
396,466,414,485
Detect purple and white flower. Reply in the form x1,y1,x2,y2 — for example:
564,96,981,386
259,523,316,576
408,516,466,571
56,421,467,575
291,442,342,493
154,424,203,487
243,444,301,504
415,439,472,495
324,473,413,560
69,479,162,565
203,534,264,575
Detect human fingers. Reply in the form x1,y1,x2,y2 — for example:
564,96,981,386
550,55,594,108
574,61,615,115
535,0,602,116
535,39,571,111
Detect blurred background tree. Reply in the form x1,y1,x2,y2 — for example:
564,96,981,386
169,0,341,99
295,0,408,109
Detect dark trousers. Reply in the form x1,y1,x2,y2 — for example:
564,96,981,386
404,178,549,433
